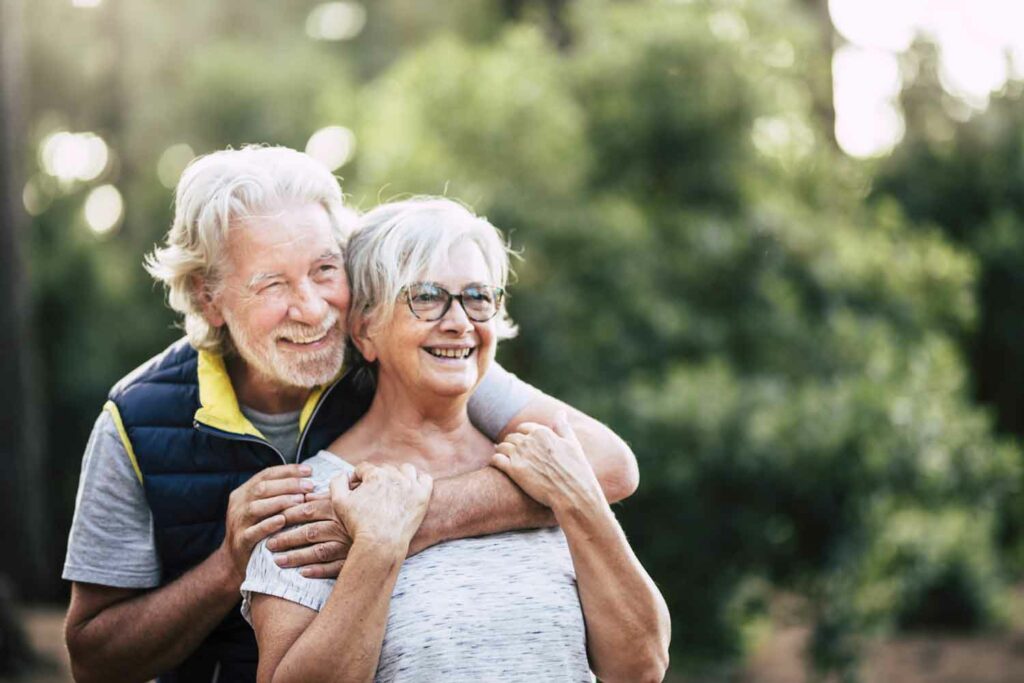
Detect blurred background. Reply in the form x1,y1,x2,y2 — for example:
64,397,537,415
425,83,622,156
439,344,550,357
2,0,1024,680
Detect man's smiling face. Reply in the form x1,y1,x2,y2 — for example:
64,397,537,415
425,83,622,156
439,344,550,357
208,202,350,393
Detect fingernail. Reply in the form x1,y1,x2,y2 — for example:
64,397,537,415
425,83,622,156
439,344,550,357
292,494,305,504
301,479,315,491
274,555,290,567
299,465,313,475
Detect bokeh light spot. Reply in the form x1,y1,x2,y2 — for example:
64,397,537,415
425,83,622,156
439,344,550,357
22,177,52,217
305,126,356,171
84,184,124,235
157,143,196,189
40,131,109,183
306,2,366,42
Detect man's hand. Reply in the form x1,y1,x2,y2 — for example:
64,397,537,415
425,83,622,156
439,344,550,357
270,488,354,578
492,413,606,515
220,463,314,580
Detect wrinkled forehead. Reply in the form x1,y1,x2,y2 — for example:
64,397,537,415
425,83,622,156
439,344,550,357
223,203,342,274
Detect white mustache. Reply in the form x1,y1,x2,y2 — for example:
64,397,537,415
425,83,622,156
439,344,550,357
275,308,341,342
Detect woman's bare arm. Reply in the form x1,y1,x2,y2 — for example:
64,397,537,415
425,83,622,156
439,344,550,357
250,464,432,683
492,415,671,683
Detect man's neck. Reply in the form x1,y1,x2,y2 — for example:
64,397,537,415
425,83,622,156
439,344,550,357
225,355,311,414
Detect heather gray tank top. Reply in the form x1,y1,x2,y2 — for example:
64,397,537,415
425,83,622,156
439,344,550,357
241,451,593,682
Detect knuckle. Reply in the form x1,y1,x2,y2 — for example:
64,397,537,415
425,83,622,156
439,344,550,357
305,524,319,542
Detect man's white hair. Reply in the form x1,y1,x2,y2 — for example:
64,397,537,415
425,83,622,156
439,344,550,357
145,145,354,354
346,196,518,346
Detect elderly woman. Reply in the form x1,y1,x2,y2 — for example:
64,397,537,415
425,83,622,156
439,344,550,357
241,198,671,682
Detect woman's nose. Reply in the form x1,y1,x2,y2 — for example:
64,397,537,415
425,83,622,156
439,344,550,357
438,297,474,333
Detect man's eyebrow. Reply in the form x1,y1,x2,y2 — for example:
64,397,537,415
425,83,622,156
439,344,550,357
316,249,343,261
247,271,285,289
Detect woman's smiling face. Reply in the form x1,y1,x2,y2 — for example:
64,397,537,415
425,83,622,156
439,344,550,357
360,240,498,401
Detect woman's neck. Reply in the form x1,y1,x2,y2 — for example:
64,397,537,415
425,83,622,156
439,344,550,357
331,373,489,476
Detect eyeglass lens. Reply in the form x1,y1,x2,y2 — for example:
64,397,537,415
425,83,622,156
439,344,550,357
406,282,501,322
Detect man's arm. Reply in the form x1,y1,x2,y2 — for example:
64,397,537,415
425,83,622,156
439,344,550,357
66,548,240,683
65,463,313,683
417,393,639,550
275,386,639,574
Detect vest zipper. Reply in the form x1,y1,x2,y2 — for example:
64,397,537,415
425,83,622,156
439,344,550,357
294,377,341,461
192,374,344,465
192,422,288,465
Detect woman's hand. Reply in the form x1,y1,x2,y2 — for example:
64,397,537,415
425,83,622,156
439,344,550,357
491,412,606,516
329,462,433,552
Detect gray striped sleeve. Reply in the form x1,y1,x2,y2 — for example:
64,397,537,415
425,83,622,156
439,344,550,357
240,452,352,623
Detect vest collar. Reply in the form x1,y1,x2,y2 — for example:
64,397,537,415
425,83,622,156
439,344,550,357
194,350,329,438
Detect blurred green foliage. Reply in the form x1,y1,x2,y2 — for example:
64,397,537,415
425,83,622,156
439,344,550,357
23,0,1024,678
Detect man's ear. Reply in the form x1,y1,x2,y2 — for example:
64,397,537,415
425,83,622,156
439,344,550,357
192,275,225,328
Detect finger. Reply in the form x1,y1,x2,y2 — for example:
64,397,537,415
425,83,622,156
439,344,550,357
266,521,340,552
240,513,287,548
491,452,512,471
245,494,307,523
503,433,529,447
329,472,354,498
281,498,334,525
247,476,315,501
495,442,517,457
514,421,546,435
274,541,347,568
353,461,377,479
249,463,313,484
551,411,574,439
305,489,330,501
299,561,344,579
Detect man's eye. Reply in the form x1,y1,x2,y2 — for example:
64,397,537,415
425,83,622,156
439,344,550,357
318,264,338,274
260,282,284,293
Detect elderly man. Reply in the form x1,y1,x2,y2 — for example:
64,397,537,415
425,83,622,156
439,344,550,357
61,146,639,683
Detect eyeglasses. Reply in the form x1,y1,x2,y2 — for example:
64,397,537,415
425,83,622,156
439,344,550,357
402,282,505,322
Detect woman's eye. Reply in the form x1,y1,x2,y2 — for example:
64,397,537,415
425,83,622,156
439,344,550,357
260,282,284,293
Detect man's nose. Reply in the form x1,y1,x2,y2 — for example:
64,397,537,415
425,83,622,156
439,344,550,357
288,280,328,323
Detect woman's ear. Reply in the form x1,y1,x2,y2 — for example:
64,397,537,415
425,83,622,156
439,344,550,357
351,316,378,363
193,275,225,327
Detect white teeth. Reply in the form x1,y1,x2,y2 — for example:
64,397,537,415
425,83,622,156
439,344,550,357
285,331,328,345
426,347,473,359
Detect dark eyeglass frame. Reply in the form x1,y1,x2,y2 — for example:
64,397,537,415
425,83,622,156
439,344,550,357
402,281,505,322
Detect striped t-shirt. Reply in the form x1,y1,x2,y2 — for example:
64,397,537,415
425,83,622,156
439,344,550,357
241,451,593,682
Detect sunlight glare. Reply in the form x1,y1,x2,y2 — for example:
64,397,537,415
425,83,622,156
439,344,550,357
305,126,356,171
84,185,123,235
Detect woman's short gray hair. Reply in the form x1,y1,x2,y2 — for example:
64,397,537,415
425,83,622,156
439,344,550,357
144,145,353,354
346,197,519,347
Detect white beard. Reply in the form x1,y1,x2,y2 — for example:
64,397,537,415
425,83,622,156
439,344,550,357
225,307,346,390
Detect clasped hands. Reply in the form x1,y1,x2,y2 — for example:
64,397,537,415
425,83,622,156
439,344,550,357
223,412,602,580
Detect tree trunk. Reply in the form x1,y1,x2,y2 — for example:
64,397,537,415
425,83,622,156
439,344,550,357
0,0,48,600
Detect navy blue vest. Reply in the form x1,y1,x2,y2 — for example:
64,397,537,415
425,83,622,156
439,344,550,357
109,338,371,683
